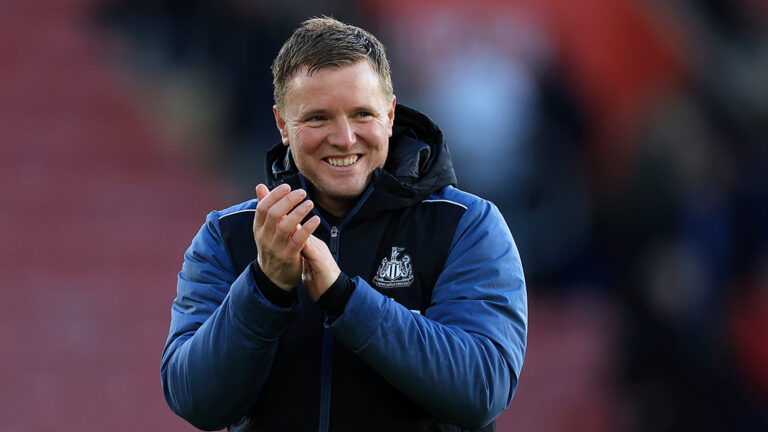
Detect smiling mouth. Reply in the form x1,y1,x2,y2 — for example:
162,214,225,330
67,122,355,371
325,155,360,167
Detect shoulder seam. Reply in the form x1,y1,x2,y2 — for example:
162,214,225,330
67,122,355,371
218,208,256,220
421,199,467,210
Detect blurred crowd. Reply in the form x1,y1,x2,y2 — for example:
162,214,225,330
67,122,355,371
95,0,767,430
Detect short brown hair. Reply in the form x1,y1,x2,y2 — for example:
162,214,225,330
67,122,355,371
271,16,393,111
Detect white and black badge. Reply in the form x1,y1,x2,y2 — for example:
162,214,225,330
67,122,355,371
373,247,414,288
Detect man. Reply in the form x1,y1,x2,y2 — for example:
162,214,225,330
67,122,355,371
161,17,527,432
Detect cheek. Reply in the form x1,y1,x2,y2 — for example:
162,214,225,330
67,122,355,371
363,121,391,146
362,125,389,168
292,127,321,151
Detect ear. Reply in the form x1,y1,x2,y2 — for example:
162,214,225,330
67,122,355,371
273,105,289,146
387,96,396,138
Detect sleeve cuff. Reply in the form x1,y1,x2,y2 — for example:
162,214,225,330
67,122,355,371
317,272,354,321
251,261,297,308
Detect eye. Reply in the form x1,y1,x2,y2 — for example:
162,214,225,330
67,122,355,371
306,115,326,123
357,111,372,118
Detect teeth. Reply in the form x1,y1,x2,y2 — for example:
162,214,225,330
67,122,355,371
328,155,358,167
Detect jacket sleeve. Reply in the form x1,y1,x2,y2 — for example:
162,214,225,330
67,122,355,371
160,210,298,431
327,199,528,429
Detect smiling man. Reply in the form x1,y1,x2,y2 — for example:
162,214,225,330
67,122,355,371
274,59,395,211
161,17,528,432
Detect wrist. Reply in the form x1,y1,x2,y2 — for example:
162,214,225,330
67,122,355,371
274,280,296,292
257,258,296,292
251,262,298,307
317,272,354,321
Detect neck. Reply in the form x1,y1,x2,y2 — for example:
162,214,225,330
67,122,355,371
315,197,352,218
307,185,355,219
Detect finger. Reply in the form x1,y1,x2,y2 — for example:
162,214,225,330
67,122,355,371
298,234,329,264
255,184,269,201
290,216,321,250
302,235,328,259
276,200,314,241
253,185,270,231
254,183,292,228
255,183,290,229
263,189,306,232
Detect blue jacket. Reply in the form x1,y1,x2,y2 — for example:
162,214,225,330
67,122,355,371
161,105,528,431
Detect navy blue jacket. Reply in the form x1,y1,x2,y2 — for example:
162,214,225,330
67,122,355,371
161,105,528,431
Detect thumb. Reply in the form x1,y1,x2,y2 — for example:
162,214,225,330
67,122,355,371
300,235,324,261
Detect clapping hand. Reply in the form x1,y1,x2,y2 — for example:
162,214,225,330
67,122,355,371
253,184,321,291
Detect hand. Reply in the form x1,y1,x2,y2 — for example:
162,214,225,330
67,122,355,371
301,235,341,302
253,183,321,291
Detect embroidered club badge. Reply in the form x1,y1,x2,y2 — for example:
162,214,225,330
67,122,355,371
373,247,414,288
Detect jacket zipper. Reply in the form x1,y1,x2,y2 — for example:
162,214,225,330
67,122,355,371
320,225,339,432
329,226,339,254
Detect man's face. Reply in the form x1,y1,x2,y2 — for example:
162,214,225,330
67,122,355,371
274,60,395,216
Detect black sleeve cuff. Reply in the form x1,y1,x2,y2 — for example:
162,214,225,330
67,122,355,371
251,262,297,308
317,272,354,321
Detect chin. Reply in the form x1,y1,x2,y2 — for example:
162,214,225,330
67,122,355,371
308,173,373,203
327,189,365,201
323,183,367,200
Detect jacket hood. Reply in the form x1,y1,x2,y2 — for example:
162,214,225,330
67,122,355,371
264,104,457,219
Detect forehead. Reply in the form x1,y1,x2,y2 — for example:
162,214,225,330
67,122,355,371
283,61,388,112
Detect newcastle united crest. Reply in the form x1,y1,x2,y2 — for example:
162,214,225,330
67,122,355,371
373,247,414,288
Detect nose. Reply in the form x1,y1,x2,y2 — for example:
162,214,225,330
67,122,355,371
327,117,356,148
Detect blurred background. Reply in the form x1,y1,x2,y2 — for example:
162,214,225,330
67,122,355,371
1,0,767,430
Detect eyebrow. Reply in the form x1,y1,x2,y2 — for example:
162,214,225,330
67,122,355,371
351,105,377,113
299,108,328,117
298,105,379,118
